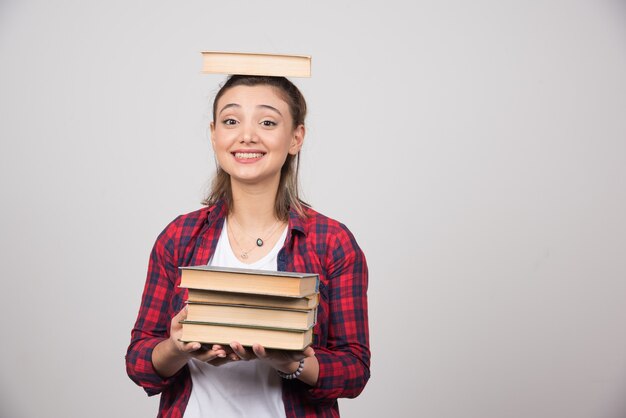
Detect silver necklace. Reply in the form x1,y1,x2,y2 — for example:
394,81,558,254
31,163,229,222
228,216,284,259
229,215,283,247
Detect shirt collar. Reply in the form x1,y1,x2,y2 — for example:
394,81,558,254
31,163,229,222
288,207,307,237
206,199,228,225
206,199,307,237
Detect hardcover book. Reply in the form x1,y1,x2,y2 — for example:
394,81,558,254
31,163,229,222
180,321,313,351
201,51,311,77
186,302,316,331
179,266,319,298
186,288,319,310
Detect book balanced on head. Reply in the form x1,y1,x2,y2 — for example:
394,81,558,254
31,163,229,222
200,51,311,77
178,266,319,350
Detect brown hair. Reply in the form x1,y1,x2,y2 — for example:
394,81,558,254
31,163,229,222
203,75,309,219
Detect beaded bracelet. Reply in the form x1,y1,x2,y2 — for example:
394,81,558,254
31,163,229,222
277,359,305,380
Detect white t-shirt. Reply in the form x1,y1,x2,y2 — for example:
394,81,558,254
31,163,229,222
183,219,288,418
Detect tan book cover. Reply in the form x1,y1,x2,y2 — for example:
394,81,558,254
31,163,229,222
186,302,317,331
179,266,319,298
201,51,311,77
180,321,313,351
186,289,319,310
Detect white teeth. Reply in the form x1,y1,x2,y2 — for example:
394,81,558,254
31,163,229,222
234,152,264,159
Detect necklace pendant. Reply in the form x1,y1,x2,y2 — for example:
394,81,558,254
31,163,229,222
256,238,264,247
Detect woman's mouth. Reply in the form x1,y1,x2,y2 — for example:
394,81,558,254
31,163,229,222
233,152,265,159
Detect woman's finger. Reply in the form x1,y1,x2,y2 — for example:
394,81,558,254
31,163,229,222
180,341,202,353
173,306,188,321
170,307,188,336
252,344,267,359
230,341,252,360
192,347,227,362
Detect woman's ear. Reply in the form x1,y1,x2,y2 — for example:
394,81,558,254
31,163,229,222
209,121,216,148
288,124,305,155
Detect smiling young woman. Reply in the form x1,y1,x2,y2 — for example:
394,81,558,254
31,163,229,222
206,76,309,222
126,75,370,418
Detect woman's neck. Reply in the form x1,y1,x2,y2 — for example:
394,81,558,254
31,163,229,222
229,178,281,230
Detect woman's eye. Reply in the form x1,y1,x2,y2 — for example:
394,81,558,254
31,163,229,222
261,120,276,127
222,118,238,126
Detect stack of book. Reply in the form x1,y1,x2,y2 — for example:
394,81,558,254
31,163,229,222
179,266,319,351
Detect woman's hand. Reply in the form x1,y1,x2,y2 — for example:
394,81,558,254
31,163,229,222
153,308,237,377
167,307,229,363
229,341,315,374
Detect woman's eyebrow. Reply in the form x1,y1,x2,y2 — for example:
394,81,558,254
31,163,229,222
257,104,282,116
219,103,240,115
219,103,282,117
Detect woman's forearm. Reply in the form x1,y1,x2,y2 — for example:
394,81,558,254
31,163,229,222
152,338,190,378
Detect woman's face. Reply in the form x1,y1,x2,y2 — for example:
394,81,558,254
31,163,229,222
210,85,304,188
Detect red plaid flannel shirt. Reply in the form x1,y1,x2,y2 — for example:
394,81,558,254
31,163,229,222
126,200,370,417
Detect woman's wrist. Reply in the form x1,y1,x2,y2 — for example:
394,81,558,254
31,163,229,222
276,360,301,374
276,359,305,380
162,337,188,360
153,338,190,378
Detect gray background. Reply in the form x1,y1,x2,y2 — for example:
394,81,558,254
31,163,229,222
1,1,626,417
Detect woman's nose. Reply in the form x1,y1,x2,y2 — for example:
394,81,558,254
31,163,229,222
241,134,256,143
240,125,257,143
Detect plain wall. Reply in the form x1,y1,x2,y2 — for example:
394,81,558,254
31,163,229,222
1,1,626,417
